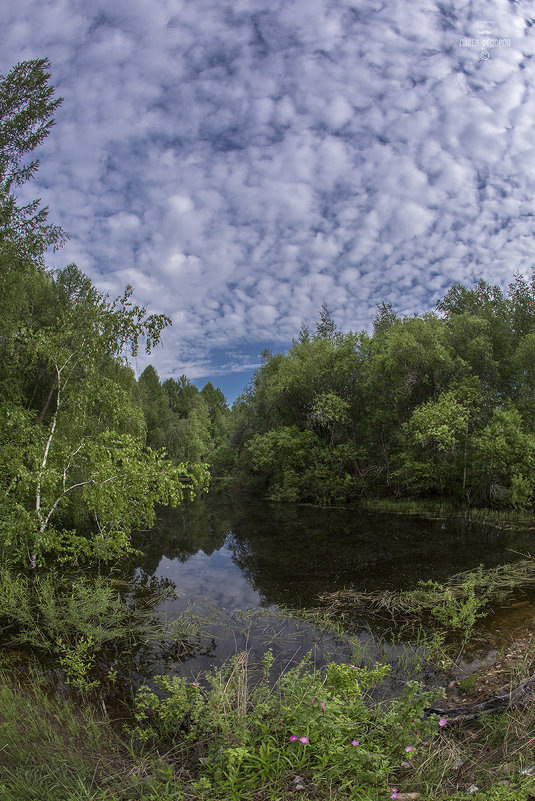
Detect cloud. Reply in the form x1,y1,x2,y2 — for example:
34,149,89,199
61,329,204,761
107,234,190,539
3,0,535,390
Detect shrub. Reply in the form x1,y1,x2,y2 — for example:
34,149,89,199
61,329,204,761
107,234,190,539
132,650,443,799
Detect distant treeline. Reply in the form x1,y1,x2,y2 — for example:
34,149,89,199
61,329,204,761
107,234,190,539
137,366,229,464
216,279,535,510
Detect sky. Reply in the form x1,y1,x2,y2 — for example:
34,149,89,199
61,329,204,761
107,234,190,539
4,0,535,402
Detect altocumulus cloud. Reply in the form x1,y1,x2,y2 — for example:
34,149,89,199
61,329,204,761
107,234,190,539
3,0,535,388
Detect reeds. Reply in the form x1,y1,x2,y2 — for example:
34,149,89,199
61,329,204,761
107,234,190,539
360,497,535,530
320,558,535,640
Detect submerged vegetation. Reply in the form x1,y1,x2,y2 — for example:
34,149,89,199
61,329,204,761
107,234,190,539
359,497,535,530
322,559,535,639
319,559,535,676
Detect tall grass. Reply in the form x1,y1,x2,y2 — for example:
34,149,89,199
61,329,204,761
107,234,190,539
0,665,131,800
360,497,535,530
2,647,535,800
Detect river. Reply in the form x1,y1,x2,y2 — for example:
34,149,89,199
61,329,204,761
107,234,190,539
128,495,535,678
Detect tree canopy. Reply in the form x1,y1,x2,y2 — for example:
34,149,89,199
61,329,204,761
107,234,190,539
0,59,210,568
221,277,535,511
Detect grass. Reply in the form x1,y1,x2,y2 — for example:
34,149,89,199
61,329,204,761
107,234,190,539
0,665,142,800
406,643,535,799
359,497,535,530
2,645,535,801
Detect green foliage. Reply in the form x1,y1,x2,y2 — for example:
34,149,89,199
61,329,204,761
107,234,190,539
222,275,535,510
471,406,535,508
56,634,99,692
314,302,338,340
201,382,229,440
246,426,319,501
428,576,487,635
0,568,153,657
138,365,174,450
245,426,355,503
396,384,478,496
407,391,470,454
132,650,441,799
0,267,209,568
408,572,489,660
138,372,229,466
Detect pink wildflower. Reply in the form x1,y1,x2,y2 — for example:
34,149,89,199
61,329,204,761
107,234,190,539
191,682,199,686
351,740,359,746
391,789,398,799
289,735,298,742
300,736,309,744
439,718,447,727
405,746,414,753
321,702,325,711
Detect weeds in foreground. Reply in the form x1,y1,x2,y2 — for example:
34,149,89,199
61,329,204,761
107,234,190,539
2,648,535,800
131,648,445,799
0,667,128,801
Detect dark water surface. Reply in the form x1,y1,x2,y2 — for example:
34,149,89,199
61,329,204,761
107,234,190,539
132,495,535,611
127,495,535,678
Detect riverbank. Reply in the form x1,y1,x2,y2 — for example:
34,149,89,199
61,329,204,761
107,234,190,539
3,503,535,799
3,563,535,801
358,497,535,530
2,642,535,801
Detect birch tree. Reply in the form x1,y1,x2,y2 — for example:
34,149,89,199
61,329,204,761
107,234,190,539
1,266,208,568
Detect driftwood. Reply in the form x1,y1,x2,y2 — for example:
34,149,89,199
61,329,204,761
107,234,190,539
425,675,535,723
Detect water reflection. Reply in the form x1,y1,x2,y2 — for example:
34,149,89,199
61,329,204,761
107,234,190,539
125,496,535,680
156,550,262,610
130,495,535,612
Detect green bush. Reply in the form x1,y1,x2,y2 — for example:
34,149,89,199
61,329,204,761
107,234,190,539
0,568,183,692
0,569,140,653
132,650,443,799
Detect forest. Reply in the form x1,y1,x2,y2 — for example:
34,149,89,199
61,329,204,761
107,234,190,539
5,56,535,801
220,280,535,510
3,59,535,577
140,275,535,513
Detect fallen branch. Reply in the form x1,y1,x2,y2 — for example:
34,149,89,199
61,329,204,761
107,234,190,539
425,674,535,722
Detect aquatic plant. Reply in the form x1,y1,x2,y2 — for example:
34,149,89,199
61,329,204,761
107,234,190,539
320,558,535,654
